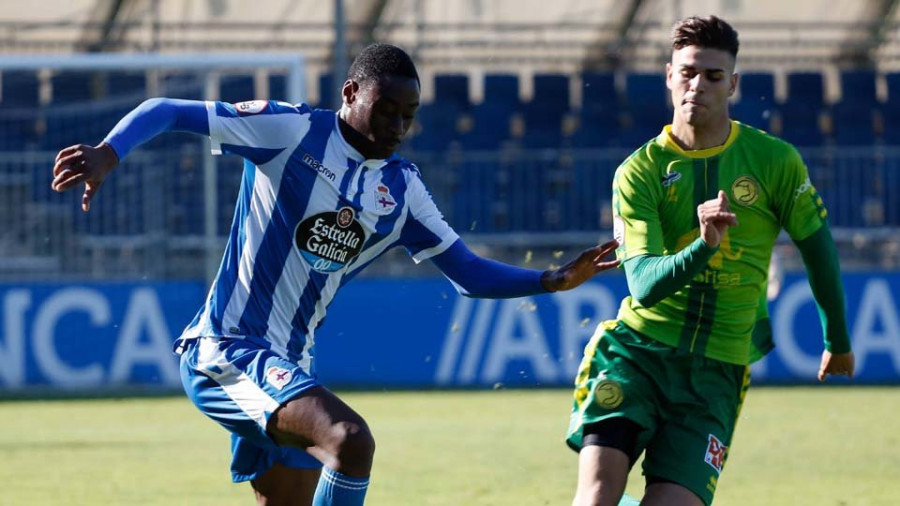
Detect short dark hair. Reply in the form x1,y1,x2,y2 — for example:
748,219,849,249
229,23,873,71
347,43,420,86
671,15,739,58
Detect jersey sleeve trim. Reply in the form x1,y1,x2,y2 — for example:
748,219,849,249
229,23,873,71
411,234,457,263
206,100,223,155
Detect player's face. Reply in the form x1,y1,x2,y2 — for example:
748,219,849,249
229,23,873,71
666,45,737,128
343,75,419,158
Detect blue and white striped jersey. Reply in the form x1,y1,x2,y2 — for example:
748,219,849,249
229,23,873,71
178,100,459,373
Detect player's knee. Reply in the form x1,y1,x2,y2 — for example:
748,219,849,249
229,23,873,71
331,420,376,471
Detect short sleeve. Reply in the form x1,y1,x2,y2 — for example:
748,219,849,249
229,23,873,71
400,174,460,263
612,162,665,261
775,146,828,241
206,100,309,161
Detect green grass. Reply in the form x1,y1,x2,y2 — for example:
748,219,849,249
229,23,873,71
0,387,897,505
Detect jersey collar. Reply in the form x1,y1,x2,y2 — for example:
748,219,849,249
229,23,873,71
656,120,740,158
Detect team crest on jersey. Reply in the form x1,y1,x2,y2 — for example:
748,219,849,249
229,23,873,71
731,176,760,206
295,206,365,272
235,100,268,115
373,185,397,214
593,378,624,409
661,171,682,187
266,366,292,390
704,434,728,474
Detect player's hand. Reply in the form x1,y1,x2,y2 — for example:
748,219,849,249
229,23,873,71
817,351,855,382
697,190,739,248
541,239,620,292
51,142,119,212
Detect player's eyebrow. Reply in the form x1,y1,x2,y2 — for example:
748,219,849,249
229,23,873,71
678,63,726,74
381,96,420,108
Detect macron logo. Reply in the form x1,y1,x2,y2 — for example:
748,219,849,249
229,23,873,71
302,153,337,182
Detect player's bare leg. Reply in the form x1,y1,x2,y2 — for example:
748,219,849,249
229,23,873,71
267,386,375,477
641,482,704,506
573,446,630,506
251,463,321,506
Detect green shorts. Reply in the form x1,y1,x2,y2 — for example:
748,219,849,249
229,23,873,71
566,320,750,505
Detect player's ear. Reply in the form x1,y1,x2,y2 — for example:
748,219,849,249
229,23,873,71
342,80,359,106
729,73,738,97
665,62,674,90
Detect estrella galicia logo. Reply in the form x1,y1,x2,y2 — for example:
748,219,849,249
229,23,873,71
661,171,682,188
295,206,365,272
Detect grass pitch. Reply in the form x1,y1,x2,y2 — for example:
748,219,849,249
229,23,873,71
0,387,896,505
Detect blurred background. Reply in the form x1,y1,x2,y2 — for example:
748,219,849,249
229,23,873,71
1,0,898,393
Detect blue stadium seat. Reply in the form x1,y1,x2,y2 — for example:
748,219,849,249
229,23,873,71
532,73,570,111
1,71,40,108
732,72,776,131
779,102,823,147
572,103,620,148
458,102,515,150
408,102,460,152
786,72,825,108
840,69,877,106
886,72,900,105
620,73,668,147
51,71,95,104
105,71,146,98
219,74,255,104
161,73,204,100
831,101,877,146
624,73,667,110
268,73,287,102
483,74,521,110
882,103,900,145
317,73,336,109
783,73,827,146
581,71,617,110
434,74,470,110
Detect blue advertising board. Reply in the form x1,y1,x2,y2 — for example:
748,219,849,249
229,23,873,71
0,273,898,392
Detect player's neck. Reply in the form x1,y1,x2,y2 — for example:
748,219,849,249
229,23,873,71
669,115,732,151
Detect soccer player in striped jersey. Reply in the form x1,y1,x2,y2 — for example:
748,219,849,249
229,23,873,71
565,16,855,506
51,44,619,506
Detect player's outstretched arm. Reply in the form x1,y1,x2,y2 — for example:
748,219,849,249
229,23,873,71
430,239,618,299
51,98,209,212
540,240,620,292
794,225,855,382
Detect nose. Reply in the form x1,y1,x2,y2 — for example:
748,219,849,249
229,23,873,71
689,74,705,92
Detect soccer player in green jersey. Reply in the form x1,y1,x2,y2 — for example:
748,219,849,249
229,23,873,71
566,15,855,506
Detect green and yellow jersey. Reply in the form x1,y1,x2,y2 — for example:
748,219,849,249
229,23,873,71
612,120,828,365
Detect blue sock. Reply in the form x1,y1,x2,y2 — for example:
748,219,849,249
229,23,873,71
312,467,369,506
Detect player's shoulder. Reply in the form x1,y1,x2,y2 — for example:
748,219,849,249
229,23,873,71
215,100,315,118
735,121,802,161
616,137,667,179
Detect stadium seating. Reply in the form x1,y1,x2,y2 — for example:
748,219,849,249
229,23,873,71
458,102,515,150
1,70,40,108
219,74,255,104
732,72,776,131
105,71,147,98
434,74,470,111
620,73,669,147
573,71,620,148
317,73,336,109
50,71,95,104
781,72,826,146
408,102,461,152
483,73,521,110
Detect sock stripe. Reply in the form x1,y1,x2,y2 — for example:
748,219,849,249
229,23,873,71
322,469,370,490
